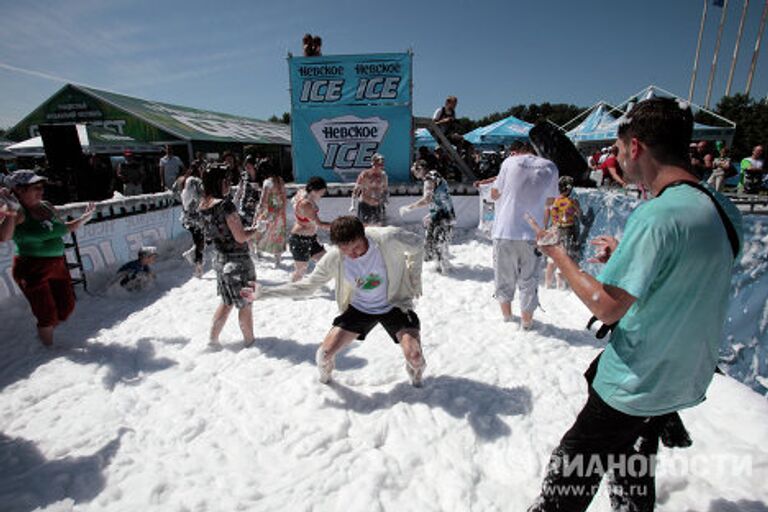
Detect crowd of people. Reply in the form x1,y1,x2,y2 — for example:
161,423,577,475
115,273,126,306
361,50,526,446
587,139,766,194
0,144,289,205
0,97,750,511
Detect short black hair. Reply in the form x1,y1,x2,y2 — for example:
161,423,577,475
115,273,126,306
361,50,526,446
202,163,229,198
617,97,693,167
330,216,365,245
306,176,327,192
508,140,526,153
260,159,280,179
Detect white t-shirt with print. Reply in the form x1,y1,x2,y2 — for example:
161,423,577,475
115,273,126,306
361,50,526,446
343,237,390,314
491,154,559,241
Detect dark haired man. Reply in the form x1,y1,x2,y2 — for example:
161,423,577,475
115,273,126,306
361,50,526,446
244,216,426,386
527,98,743,511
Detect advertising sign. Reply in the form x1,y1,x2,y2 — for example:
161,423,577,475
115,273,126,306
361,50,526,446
289,52,413,183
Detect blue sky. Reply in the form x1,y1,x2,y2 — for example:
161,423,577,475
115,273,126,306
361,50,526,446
1,0,767,131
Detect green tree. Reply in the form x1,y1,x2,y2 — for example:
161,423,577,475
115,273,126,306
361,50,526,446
713,94,768,160
268,113,291,125
470,103,584,132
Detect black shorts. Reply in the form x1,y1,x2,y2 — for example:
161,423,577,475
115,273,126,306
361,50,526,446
357,202,385,225
332,305,420,344
288,234,325,262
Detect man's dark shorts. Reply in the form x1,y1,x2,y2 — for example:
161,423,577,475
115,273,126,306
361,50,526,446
357,202,385,225
288,234,325,262
333,305,420,344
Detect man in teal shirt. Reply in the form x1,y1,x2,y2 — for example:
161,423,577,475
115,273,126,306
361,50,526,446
528,98,743,512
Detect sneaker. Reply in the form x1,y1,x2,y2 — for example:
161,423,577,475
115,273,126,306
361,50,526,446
315,346,334,384
405,361,425,387
521,319,534,331
182,246,196,266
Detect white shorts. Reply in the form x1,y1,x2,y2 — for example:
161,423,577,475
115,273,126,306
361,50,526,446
493,239,542,312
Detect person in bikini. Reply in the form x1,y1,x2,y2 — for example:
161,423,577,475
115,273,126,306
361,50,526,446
289,176,331,282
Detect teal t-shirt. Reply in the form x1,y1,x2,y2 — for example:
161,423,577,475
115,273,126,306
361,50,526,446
594,182,743,416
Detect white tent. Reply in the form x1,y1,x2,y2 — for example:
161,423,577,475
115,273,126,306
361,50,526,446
6,124,160,157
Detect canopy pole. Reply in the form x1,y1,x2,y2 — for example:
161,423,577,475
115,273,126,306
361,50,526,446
705,0,730,108
745,0,768,96
726,0,750,96
690,0,709,102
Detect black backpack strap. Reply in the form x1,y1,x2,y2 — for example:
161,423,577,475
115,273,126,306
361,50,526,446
680,182,740,259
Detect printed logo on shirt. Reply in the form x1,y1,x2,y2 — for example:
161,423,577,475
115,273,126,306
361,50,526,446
356,273,383,290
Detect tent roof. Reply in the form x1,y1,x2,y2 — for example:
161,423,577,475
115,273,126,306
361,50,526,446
6,124,161,156
463,115,532,145
74,85,291,145
8,84,291,145
414,128,437,148
566,102,621,143
566,86,736,145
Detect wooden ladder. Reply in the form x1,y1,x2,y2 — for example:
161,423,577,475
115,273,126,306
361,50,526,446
64,231,88,293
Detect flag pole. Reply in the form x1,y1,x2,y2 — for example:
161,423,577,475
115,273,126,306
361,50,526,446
690,0,710,101
706,0,730,108
745,0,768,96
726,0,750,96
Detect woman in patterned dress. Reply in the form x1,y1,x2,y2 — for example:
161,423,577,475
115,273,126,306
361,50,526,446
255,162,288,268
199,164,263,348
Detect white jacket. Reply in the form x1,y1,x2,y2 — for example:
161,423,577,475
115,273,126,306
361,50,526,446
260,227,423,312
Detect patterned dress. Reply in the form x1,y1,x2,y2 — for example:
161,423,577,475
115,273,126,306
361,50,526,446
200,198,255,308
255,177,288,255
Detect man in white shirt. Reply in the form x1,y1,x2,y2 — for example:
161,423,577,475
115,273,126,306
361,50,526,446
491,143,559,328
741,144,765,194
159,145,185,191
245,216,426,386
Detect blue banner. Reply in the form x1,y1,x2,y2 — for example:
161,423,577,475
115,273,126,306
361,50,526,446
289,52,413,183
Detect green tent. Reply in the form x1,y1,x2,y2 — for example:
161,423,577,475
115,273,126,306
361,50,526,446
7,84,291,146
